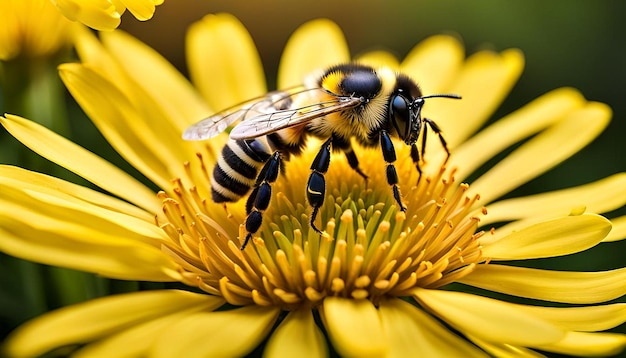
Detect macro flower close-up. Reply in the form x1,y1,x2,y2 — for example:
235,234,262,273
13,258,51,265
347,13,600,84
1,9,626,358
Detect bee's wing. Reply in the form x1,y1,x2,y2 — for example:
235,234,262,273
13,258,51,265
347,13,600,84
229,93,363,140
182,88,305,141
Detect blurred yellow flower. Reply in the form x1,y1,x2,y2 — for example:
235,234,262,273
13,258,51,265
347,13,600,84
2,13,626,357
49,0,164,31
0,0,73,61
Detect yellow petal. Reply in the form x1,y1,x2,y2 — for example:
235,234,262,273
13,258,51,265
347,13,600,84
61,41,213,185
469,102,612,205
0,114,159,211
100,29,211,131
604,215,626,242
451,87,586,182
0,176,164,244
264,309,327,358
321,297,386,357
482,214,611,260
412,288,564,346
468,336,546,358
0,1,19,59
0,0,73,60
536,331,626,357
481,173,626,225
278,19,350,88
517,303,626,332
424,48,524,150
72,24,128,81
0,165,155,221
76,29,214,168
4,290,223,358
0,216,178,282
73,297,222,358
121,0,158,21
459,264,626,304
401,34,465,94
52,0,121,31
379,298,488,357
152,306,280,358
59,64,182,189
186,13,266,110
0,178,178,281
74,26,211,173
355,50,400,69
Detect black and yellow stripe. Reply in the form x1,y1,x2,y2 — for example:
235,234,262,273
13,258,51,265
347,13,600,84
210,139,271,203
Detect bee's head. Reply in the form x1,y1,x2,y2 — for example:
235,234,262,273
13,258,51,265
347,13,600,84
389,92,461,145
389,92,418,145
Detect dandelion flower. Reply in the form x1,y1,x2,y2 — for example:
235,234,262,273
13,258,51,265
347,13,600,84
49,0,164,31
2,13,626,357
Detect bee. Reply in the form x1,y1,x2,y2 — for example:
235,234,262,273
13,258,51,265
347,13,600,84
183,63,461,249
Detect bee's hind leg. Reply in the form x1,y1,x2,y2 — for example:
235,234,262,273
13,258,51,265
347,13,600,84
242,152,281,250
307,138,333,234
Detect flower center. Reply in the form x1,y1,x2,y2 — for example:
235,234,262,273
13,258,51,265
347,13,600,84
157,145,483,309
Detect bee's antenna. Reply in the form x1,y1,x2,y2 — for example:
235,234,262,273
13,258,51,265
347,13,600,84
420,93,462,100
412,94,461,113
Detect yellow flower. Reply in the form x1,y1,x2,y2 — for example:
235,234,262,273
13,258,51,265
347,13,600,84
2,13,626,357
49,0,164,31
0,0,74,61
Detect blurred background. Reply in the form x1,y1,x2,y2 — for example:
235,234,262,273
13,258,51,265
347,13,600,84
124,0,626,263
1,0,625,354
120,0,626,188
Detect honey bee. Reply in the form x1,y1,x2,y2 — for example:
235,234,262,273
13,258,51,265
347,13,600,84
184,63,460,249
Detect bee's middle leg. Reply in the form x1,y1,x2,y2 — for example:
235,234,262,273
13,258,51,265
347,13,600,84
242,151,281,250
307,138,333,234
336,140,368,183
380,130,406,212
410,143,423,181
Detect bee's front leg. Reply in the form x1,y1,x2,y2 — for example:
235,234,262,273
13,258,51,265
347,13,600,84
423,117,450,163
307,138,332,234
242,151,281,250
411,118,450,183
380,130,406,212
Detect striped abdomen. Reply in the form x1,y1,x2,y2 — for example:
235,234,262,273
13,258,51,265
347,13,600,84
211,139,272,203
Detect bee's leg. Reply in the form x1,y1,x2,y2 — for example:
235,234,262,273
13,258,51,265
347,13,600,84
380,130,406,212
424,118,450,163
307,138,333,234
333,136,368,182
410,143,423,180
242,151,281,250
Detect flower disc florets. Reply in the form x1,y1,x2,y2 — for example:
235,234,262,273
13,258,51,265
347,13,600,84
158,145,483,310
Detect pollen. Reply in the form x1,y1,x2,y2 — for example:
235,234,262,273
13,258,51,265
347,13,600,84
156,146,483,309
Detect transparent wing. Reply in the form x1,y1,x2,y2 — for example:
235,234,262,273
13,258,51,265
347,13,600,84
183,86,363,141
229,91,363,140
182,87,304,141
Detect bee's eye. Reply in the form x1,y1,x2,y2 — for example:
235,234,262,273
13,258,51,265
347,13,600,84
390,94,410,139
391,95,409,119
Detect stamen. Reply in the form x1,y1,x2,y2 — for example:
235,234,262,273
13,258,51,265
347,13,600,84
158,147,484,309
